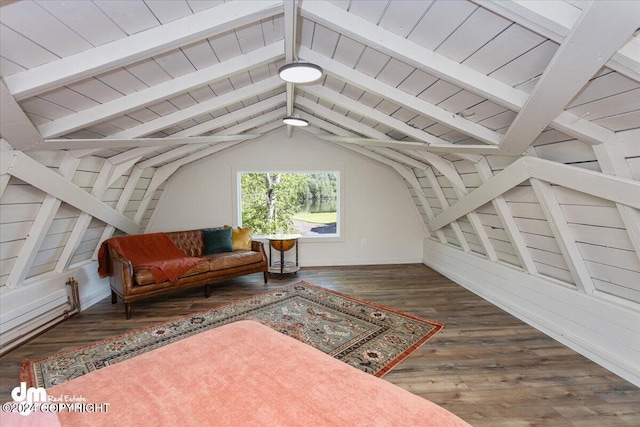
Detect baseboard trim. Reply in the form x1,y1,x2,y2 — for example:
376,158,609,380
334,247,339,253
423,238,640,387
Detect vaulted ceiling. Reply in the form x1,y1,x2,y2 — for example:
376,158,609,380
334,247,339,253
1,0,638,160
1,0,639,293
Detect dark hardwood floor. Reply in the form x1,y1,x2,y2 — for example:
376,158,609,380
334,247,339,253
1,264,638,426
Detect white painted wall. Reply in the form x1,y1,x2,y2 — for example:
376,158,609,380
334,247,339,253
0,261,110,352
423,238,640,387
149,128,425,266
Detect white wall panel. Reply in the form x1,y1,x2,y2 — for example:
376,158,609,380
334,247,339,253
150,128,424,265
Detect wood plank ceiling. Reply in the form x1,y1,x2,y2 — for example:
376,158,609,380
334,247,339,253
0,0,639,311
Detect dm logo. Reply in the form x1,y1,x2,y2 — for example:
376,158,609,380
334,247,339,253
11,382,47,416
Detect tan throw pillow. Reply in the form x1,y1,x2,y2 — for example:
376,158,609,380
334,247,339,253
224,225,253,251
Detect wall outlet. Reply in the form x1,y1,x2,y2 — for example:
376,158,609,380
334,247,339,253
360,239,366,246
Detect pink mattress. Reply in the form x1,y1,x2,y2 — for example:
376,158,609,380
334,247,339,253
3,320,470,426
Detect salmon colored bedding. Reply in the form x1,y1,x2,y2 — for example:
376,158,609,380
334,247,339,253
97,233,203,284
3,321,470,426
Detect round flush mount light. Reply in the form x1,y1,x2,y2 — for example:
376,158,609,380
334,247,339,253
278,62,323,83
282,116,309,127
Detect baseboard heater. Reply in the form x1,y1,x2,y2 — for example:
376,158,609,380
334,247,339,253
0,277,80,356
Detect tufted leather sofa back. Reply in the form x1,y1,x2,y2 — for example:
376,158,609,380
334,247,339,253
166,230,204,257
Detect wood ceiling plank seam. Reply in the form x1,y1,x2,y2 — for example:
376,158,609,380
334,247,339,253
591,142,640,263
524,157,640,211
91,158,144,260
473,0,640,83
409,150,468,193
0,151,138,235
441,158,500,262
4,0,284,100
498,1,640,156
169,93,284,138
300,47,502,145
301,84,456,145
424,166,471,253
482,196,535,267
108,75,283,140
430,157,531,231
54,158,117,272
321,136,501,157
300,1,618,148
5,152,80,289
530,178,596,294
34,135,254,151
37,42,284,139
296,95,388,139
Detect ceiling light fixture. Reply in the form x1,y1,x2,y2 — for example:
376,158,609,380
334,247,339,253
282,116,309,127
278,62,323,83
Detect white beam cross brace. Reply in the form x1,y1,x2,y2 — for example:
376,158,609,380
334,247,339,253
499,1,640,156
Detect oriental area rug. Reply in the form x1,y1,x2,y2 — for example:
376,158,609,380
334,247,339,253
21,281,443,388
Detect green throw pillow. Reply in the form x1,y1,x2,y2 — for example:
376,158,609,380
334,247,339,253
203,227,233,254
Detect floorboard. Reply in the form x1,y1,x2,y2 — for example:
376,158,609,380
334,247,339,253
1,264,638,426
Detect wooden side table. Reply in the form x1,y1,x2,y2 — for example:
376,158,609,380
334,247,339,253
265,234,301,278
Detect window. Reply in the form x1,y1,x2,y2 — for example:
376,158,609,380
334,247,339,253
237,171,340,238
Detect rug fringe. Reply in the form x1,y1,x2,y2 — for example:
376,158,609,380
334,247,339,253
18,359,35,388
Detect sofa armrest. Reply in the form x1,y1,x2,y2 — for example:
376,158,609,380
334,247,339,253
109,246,135,296
251,240,266,253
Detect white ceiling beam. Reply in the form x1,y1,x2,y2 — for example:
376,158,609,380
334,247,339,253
4,0,283,100
56,159,117,272
0,151,138,235
109,77,283,140
284,0,295,137
333,141,439,241
136,120,284,229
431,156,640,231
38,43,284,139
296,96,483,162
139,141,245,205
36,135,259,151
170,91,284,137
423,166,471,253
475,158,538,274
296,96,386,139
92,166,145,259
525,157,640,210
410,151,468,194
530,178,596,294
441,162,499,263
499,1,640,156
299,114,436,239
430,157,531,231
301,84,451,146
300,1,525,109
137,108,285,169
321,136,503,156
592,141,640,262
474,0,640,83
300,1,617,146
0,80,43,150
5,152,80,288
300,47,502,146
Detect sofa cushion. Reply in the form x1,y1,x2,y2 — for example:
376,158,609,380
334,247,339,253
205,250,264,271
224,225,253,251
134,259,210,286
203,228,233,254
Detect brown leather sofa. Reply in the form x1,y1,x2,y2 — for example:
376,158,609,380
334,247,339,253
106,229,268,318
